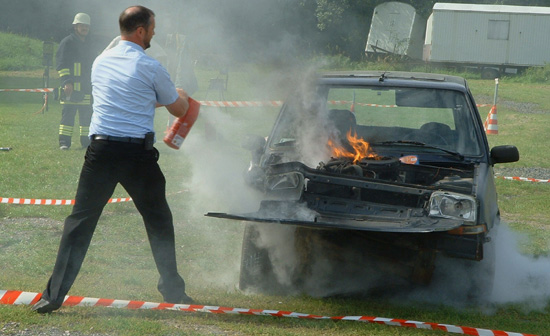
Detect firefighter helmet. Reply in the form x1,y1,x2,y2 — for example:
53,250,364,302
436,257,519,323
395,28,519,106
72,13,91,25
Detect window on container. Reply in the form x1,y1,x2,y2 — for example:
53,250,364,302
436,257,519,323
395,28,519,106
487,20,509,40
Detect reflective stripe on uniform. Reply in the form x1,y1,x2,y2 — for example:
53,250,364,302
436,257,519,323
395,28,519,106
58,68,70,77
60,94,92,105
59,125,74,136
73,63,81,91
79,126,90,137
74,62,81,77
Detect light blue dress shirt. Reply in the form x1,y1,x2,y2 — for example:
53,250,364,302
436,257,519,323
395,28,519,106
89,40,178,138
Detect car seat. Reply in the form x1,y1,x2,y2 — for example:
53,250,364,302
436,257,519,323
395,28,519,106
419,122,453,146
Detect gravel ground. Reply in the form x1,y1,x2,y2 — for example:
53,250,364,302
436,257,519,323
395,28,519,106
476,95,550,115
1,322,109,336
1,321,239,336
494,167,550,180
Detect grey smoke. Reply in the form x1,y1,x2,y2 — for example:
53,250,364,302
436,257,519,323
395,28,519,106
491,223,550,308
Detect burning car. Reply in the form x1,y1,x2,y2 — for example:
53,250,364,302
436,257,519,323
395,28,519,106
207,71,519,298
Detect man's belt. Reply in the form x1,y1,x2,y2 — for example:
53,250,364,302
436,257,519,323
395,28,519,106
91,134,144,144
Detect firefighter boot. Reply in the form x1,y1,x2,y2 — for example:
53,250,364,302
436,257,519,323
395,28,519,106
59,124,73,149
59,135,71,150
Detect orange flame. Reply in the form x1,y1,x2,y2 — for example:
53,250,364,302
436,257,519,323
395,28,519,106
328,130,379,164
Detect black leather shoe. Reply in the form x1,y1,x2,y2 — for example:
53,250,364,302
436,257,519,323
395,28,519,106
180,294,195,304
164,293,195,304
31,298,62,314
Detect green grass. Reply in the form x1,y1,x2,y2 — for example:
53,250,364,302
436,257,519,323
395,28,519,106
0,32,45,71
2,34,550,335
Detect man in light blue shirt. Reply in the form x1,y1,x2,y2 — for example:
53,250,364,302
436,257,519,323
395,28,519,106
90,40,178,138
33,5,194,314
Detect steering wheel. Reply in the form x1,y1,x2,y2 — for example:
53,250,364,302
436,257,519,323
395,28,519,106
402,131,449,146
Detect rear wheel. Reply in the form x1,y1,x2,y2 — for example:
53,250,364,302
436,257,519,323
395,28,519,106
481,68,500,79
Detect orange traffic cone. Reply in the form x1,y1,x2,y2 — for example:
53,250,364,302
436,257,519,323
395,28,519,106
484,105,498,135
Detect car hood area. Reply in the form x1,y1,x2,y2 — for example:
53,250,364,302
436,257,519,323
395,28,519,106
206,158,477,233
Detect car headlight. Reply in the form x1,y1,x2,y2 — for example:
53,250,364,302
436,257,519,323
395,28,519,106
429,191,477,223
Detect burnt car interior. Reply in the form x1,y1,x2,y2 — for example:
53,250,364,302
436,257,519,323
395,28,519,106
262,85,483,193
270,85,484,158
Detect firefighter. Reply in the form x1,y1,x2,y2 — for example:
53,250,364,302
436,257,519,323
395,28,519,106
56,13,97,149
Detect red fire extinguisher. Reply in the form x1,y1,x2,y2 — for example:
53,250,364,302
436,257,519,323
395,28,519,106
163,97,200,149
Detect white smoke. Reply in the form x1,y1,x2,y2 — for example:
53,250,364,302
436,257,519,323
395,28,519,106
181,107,264,214
292,70,334,167
383,223,550,311
175,102,287,291
246,214,550,309
491,223,550,308
254,224,298,288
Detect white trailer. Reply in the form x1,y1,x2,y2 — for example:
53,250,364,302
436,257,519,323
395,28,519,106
424,3,550,78
365,2,426,60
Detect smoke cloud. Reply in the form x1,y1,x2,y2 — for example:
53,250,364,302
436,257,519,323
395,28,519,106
173,62,338,293
250,220,550,310
491,224,550,308
390,223,550,311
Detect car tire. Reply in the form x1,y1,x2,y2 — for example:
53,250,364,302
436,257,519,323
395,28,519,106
238,223,284,294
481,68,500,80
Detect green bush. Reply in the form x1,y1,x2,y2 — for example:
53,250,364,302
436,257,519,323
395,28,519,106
0,32,44,71
511,63,550,83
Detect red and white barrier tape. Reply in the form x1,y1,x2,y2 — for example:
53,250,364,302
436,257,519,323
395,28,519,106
497,176,550,183
0,88,54,93
198,100,489,108
0,197,132,205
0,290,537,336
198,100,283,107
0,90,493,110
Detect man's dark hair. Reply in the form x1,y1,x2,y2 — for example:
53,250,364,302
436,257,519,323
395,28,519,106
119,6,155,35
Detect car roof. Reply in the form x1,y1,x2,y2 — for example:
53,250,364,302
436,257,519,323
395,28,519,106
318,71,468,89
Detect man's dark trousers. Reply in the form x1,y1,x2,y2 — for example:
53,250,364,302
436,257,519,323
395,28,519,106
41,139,186,304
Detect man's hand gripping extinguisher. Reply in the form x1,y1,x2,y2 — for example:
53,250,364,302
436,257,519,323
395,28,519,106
163,97,200,149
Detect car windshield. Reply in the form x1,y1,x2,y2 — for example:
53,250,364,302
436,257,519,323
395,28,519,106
269,85,483,157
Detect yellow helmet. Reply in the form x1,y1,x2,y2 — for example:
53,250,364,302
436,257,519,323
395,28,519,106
72,13,91,25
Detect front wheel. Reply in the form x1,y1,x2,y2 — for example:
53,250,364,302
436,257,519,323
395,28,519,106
239,223,295,294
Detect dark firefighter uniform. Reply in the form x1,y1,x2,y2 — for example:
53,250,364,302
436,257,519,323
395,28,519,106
56,31,96,148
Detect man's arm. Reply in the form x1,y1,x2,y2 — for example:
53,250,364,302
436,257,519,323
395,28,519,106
162,88,190,118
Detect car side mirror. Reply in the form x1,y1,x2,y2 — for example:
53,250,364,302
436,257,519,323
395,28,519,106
490,145,519,164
